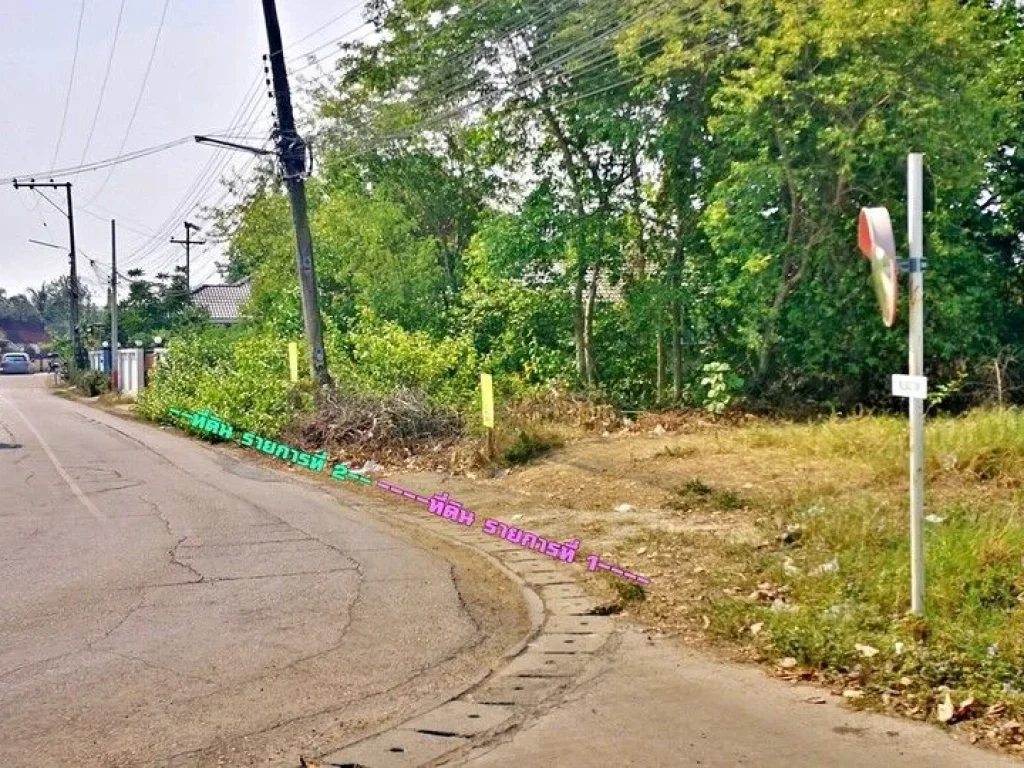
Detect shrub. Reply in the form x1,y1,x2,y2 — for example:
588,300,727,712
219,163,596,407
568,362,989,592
138,326,307,435
329,309,480,409
504,428,563,465
68,368,110,396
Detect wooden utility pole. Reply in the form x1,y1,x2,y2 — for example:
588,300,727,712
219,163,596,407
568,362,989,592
260,0,333,391
11,179,86,370
170,221,204,290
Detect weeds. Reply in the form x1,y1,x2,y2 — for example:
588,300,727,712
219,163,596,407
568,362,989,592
67,368,110,397
504,428,564,465
668,478,746,511
680,479,713,496
606,408,1024,746
655,444,697,459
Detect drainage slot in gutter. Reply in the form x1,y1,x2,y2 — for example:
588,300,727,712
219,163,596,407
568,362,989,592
415,729,465,739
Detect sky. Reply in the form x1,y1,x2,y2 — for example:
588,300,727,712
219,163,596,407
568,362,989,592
0,0,368,299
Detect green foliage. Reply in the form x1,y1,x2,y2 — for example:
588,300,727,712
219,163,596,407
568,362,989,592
115,267,209,345
458,217,576,385
137,326,308,436
699,408,1024,713
329,310,480,409
142,0,1024,422
0,290,43,323
700,362,744,415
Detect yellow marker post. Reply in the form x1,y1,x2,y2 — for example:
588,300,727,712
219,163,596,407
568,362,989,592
288,342,299,383
481,372,495,459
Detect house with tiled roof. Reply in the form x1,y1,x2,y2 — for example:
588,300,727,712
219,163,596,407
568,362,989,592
189,277,252,325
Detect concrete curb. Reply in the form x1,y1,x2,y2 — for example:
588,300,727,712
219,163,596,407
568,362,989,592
316,491,618,768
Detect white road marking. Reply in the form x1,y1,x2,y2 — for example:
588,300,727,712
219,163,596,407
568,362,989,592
0,393,105,520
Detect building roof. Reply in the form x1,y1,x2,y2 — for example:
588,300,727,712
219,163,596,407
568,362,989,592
0,318,51,345
190,278,252,324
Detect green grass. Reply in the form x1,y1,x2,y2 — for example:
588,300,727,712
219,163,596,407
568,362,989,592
702,408,1024,718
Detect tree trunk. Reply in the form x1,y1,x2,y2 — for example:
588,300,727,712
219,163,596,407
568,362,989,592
574,259,587,381
656,324,664,403
671,294,682,402
754,165,809,391
584,261,600,387
541,106,590,384
627,148,647,284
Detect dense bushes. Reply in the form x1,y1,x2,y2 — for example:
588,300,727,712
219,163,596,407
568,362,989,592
138,312,489,440
137,327,307,436
330,310,481,410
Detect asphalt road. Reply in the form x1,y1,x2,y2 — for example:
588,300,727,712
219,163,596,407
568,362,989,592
0,375,525,767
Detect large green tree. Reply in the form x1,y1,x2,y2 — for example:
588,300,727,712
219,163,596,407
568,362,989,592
211,0,1023,411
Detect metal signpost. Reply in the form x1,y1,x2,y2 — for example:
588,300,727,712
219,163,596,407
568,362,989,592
857,152,927,615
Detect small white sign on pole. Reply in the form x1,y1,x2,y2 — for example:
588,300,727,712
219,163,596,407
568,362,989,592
891,374,928,400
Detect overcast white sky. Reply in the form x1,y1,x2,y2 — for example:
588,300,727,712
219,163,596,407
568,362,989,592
0,0,367,299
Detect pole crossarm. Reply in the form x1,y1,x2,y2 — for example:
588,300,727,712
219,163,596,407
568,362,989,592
171,222,205,290
194,135,275,155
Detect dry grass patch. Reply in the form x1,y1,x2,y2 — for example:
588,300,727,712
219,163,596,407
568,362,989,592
411,407,1024,755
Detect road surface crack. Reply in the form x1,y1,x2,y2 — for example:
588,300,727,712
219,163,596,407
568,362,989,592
141,495,205,584
107,650,216,685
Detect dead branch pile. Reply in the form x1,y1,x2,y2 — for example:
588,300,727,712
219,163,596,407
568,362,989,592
284,387,464,459
504,384,621,431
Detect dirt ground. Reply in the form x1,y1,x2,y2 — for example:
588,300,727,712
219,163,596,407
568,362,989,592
385,418,776,646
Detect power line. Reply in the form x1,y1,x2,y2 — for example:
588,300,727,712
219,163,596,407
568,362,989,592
300,0,577,99
124,85,272,269
281,3,367,57
118,2,363,264
116,6,385,270
330,4,751,164
1,137,192,185
84,0,173,204
49,0,88,174
76,0,128,178
306,0,657,137
127,76,267,255
133,148,268,277
78,204,159,239
318,0,674,153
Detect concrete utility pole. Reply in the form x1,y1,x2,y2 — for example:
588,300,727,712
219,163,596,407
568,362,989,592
110,219,120,390
170,221,205,291
260,0,334,391
12,179,86,370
